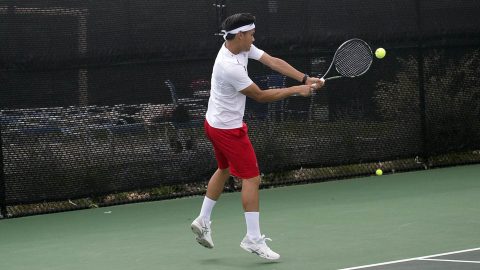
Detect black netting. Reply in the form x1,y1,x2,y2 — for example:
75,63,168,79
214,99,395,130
1,0,480,217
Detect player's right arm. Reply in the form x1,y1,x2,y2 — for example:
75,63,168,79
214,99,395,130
240,82,317,103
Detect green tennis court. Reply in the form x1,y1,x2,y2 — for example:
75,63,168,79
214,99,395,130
1,164,479,270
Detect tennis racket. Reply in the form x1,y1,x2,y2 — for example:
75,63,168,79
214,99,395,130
320,38,373,81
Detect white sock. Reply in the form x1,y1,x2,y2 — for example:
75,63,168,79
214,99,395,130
244,212,261,241
199,196,216,220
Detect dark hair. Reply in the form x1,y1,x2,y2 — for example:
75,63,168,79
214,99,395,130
222,13,256,40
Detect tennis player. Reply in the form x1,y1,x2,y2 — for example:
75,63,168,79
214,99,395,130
191,13,324,260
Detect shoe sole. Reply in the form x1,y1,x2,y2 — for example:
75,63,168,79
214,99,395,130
240,242,280,260
191,222,214,249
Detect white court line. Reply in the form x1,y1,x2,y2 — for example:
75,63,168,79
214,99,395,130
419,258,480,264
338,247,480,270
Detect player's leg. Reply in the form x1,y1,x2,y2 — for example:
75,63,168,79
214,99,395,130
241,175,261,240
200,146,230,219
191,121,230,248
206,168,230,201
191,168,229,249
239,176,280,260
241,175,260,211
232,126,280,261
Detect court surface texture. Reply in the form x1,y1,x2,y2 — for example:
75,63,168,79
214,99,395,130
0,164,479,270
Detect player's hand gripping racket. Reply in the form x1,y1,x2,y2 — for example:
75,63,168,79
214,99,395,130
320,38,373,81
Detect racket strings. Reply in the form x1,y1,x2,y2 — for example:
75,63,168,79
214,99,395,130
334,40,372,77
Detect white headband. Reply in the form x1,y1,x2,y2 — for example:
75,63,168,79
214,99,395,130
221,23,256,40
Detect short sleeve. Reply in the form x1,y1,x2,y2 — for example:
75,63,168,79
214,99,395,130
248,45,264,60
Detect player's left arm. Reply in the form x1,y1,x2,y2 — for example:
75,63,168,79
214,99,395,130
258,52,321,85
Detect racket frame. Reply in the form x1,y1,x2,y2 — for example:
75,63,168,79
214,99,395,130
321,38,373,81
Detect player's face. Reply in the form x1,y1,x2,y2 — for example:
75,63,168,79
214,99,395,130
241,29,255,51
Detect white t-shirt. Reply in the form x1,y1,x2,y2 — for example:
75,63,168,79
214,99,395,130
206,43,264,129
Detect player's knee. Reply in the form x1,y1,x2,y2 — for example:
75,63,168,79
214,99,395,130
243,175,261,186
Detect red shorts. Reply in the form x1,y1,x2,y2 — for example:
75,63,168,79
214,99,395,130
204,120,260,179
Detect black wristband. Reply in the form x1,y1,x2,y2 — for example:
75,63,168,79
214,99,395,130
301,74,308,84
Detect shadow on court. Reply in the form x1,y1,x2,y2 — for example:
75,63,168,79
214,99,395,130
200,256,280,268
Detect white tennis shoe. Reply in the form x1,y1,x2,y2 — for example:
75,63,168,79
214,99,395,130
190,216,214,249
240,235,280,260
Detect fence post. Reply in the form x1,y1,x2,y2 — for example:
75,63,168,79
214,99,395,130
0,119,7,218
416,0,429,167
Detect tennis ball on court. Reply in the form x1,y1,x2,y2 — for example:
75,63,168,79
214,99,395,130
375,48,386,59
375,169,383,176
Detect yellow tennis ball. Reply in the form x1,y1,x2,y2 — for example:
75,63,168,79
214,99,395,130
375,48,386,59
376,169,383,176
